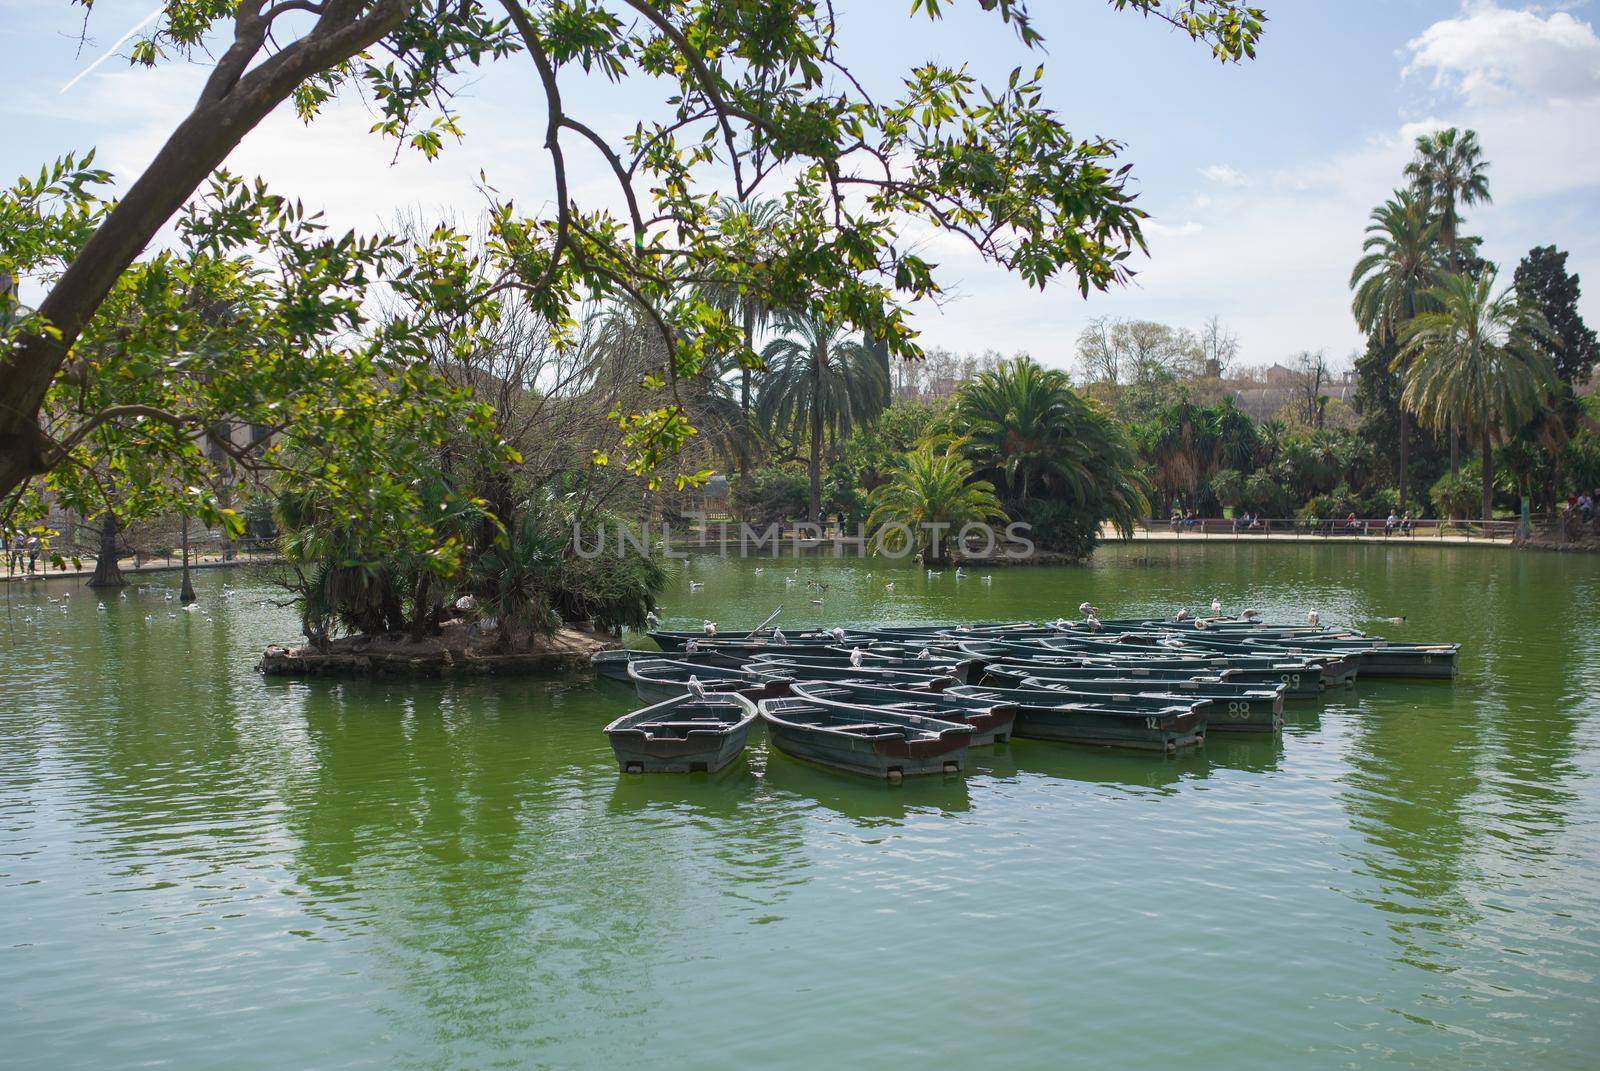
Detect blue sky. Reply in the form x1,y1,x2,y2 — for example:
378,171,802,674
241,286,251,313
3,1,1598,371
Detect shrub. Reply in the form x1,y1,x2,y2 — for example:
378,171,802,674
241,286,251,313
1429,472,1477,519
1208,468,1244,510
1360,486,1399,516
732,465,810,525
1242,471,1290,516
1017,498,1101,561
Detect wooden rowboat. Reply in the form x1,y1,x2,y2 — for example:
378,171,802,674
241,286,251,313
758,697,972,781
743,660,955,691
591,647,743,681
626,658,791,704
1016,676,1284,732
603,692,759,774
788,680,1018,745
946,685,1207,752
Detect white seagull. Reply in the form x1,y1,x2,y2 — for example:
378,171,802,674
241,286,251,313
702,620,717,636
849,648,864,667
1306,609,1321,627
1210,597,1222,615
687,675,707,699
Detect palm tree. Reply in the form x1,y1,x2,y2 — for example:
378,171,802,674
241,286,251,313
1406,127,1493,477
944,358,1077,502
1350,189,1441,509
698,198,784,476
947,356,1147,535
590,297,745,473
866,442,1006,566
758,313,889,524
1398,270,1554,520
1405,128,1492,266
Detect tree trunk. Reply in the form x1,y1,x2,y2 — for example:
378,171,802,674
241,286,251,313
808,409,822,527
1397,410,1410,510
0,2,411,502
1481,427,1494,521
809,348,824,525
409,573,432,641
738,306,755,478
1449,421,1460,483
179,515,196,603
87,511,125,589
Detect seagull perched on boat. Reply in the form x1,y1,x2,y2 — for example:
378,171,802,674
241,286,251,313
1194,618,1209,630
773,629,789,645
1085,615,1103,631
917,648,932,659
646,610,661,628
685,639,700,653
1240,608,1262,621
687,676,707,699
1052,618,1071,630
1211,597,1222,615
1078,602,1099,618
1175,608,1191,621
702,620,717,636
1306,609,1320,626
849,648,865,667
829,627,847,642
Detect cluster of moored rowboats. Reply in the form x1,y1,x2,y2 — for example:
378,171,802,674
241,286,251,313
592,614,1460,782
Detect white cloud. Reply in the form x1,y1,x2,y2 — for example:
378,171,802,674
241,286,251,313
1404,2,1600,106
1199,164,1249,187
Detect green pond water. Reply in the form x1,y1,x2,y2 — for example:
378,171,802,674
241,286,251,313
2,544,1599,1069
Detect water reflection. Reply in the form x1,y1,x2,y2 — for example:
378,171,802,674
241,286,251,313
757,742,974,822
3,554,1599,1070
